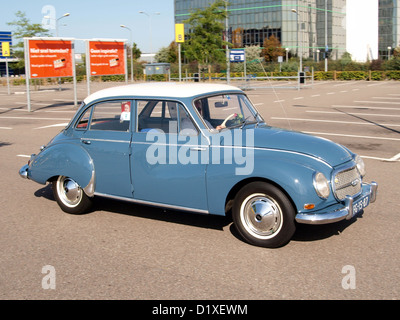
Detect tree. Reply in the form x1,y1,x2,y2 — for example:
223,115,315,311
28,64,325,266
183,0,229,74
131,42,142,60
155,42,178,63
7,11,51,71
261,35,285,62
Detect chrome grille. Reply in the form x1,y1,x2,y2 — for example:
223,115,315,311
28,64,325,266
333,166,361,200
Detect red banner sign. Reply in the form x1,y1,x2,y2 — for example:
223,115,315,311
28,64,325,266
28,39,73,78
89,41,125,76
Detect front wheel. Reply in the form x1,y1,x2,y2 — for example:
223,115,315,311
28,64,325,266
52,176,92,214
232,182,296,248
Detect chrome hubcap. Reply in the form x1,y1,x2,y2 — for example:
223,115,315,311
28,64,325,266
57,176,82,207
241,194,282,239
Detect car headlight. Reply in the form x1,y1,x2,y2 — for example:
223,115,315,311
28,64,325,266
313,172,330,199
355,155,366,177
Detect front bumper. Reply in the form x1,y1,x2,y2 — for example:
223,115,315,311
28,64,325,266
295,181,378,225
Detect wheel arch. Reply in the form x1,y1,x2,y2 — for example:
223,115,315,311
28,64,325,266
225,177,297,216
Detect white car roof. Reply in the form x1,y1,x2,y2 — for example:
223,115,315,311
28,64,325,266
83,82,243,104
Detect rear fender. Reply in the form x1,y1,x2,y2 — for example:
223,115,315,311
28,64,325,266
29,143,95,196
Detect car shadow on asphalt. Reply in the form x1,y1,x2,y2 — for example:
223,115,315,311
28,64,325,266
33,184,361,243
292,215,361,242
34,184,231,231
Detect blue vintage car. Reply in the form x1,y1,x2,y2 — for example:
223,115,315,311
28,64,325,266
19,83,377,248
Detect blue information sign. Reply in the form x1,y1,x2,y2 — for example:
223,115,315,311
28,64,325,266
0,31,12,58
230,49,245,62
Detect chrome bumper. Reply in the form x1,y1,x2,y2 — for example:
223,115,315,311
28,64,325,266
19,164,29,179
295,181,378,225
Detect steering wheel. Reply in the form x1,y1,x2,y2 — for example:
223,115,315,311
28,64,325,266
221,113,237,128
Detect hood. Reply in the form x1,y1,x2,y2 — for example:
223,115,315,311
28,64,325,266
251,125,352,167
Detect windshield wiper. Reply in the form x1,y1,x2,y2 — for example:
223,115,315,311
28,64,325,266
240,116,257,129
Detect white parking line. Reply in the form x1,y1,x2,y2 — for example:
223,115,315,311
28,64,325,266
34,123,69,129
388,153,400,161
0,127,12,130
17,155,30,158
306,110,400,117
372,97,400,100
0,116,71,121
301,131,400,141
354,100,400,105
332,105,400,111
360,155,400,162
271,117,400,127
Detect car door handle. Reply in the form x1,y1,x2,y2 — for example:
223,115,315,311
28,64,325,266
81,139,91,145
190,147,207,151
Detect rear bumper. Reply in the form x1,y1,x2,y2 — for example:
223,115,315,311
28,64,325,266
295,181,378,225
19,164,29,179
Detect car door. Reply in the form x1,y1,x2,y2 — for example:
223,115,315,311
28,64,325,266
131,99,209,212
75,99,133,198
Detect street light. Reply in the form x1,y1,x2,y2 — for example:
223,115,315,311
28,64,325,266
120,24,134,82
291,9,302,72
56,13,70,37
139,11,160,63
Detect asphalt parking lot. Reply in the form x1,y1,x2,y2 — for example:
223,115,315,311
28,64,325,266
0,80,399,300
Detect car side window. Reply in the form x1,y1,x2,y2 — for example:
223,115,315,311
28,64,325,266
89,100,131,132
76,107,91,130
137,100,197,135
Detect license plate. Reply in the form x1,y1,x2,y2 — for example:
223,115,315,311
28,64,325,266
352,195,370,216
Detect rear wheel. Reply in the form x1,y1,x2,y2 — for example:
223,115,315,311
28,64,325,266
232,182,296,248
52,176,92,214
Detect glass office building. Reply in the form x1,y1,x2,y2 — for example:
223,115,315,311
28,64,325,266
379,0,400,59
174,0,346,60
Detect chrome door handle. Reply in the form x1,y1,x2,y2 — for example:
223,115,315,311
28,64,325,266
190,147,207,151
82,139,91,145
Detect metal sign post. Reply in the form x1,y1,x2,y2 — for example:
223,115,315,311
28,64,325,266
1,42,11,95
175,24,184,82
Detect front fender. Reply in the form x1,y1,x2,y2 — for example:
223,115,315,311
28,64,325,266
206,148,333,215
29,142,95,196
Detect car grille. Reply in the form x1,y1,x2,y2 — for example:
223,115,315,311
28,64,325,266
333,166,361,201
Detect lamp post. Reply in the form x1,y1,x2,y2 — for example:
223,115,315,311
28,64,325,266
291,8,302,72
388,46,392,60
56,13,70,37
139,11,160,63
120,25,134,82
52,13,70,91
324,0,328,72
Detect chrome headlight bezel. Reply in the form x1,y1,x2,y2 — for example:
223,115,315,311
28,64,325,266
355,155,366,177
313,172,330,199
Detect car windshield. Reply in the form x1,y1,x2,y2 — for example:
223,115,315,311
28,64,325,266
193,93,263,131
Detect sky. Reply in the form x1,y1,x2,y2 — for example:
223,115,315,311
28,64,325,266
0,0,175,54
0,0,379,61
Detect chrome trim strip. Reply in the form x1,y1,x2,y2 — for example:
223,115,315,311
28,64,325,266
130,141,333,168
80,138,130,144
94,192,210,214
